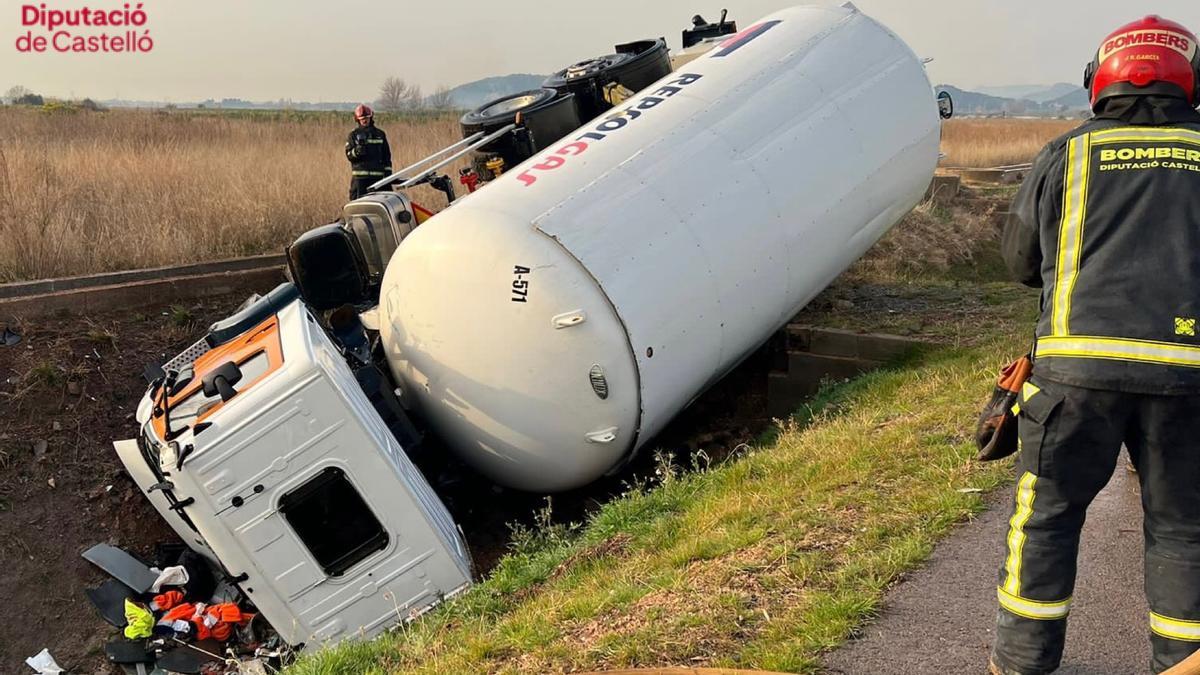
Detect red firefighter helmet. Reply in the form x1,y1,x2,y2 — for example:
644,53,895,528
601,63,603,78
1086,16,1200,108
354,103,374,122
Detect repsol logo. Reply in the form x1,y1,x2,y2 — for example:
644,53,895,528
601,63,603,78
1099,146,1200,162
515,73,703,187
1099,30,1197,62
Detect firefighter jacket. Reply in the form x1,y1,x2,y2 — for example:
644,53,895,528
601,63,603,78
345,122,393,179
1003,96,1200,394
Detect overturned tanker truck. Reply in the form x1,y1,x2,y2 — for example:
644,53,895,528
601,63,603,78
115,3,945,650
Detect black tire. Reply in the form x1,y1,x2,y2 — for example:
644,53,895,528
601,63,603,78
460,88,582,171
460,88,559,136
543,38,672,122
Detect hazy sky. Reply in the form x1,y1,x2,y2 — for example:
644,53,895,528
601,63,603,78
4,1,1200,102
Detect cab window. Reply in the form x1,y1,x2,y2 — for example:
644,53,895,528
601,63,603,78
279,467,388,576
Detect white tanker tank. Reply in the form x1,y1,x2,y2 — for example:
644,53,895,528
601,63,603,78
381,3,942,492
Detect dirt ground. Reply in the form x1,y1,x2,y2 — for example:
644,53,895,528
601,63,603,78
0,292,777,674
0,296,245,674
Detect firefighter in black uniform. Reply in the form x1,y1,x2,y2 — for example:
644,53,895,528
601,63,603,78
345,104,392,201
992,15,1200,675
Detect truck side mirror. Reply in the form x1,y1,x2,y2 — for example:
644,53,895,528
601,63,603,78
202,361,243,403
937,90,954,120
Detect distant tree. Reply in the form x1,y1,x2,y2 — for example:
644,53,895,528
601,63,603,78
425,85,456,110
15,93,44,106
377,77,424,112
4,85,32,104
78,98,104,112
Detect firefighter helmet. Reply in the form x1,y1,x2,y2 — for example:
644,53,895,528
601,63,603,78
354,103,374,122
1085,16,1200,108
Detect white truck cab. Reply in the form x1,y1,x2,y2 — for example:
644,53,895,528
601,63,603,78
117,284,471,647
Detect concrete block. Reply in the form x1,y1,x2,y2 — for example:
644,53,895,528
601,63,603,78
787,326,924,362
767,372,818,418
788,351,878,382
0,254,286,300
0,267,286,321
925,175,961,206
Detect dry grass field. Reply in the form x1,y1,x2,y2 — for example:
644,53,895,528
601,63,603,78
0,107,462,282
939,118,1078,168
0,111,1079,283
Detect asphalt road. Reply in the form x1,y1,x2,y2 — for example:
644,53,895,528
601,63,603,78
824,460,1149,674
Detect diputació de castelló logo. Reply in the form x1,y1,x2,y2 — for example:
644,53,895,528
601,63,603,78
15,3,153,53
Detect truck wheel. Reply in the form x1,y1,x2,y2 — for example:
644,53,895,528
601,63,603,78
460,88,558,137
460,89,582,172
543,38,672,122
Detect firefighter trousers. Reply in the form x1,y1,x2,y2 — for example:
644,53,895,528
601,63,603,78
992,375,1200,673
349,176,375,201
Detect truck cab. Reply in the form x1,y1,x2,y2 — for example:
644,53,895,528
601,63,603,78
117,250,472,645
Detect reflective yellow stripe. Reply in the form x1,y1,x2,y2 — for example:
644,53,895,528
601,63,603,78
997,588,1071,621
1037,336,1200,368
1003,472,1038,596
1021,382,1041,402
1052,134,1091,336
1150,612,1200,641
1090,127,1200,146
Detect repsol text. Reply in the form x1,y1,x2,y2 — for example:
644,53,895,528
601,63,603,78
515,73,703,187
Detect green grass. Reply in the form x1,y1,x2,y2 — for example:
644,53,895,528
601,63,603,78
289,336,1025,672
289,226,1034,674
168,305,194,327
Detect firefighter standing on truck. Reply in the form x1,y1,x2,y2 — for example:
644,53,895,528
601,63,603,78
992,16,1200,675
345,104,392,200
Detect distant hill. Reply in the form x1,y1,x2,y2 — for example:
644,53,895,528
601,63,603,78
936,84,1090,118
445,74,547,110
974,84,1052,100
1025,83,1083,103
937,86,1014,115
1045,87,1090,110
974,83,1082,103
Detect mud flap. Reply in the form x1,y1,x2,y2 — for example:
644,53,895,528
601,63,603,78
83,543,158,593
85,579,137,627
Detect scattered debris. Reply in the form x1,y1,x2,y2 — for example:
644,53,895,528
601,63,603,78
78,541,288,674
85,579,137,628
86,484,113,501
82,544,159,594
32,439,47,461
23,648,64,674
1,325,21,347
51,421,61,432
104,638,152,665
46,478,55,489
149,565,189,593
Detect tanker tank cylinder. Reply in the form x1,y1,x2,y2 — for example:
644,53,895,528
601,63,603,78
382,3,942,492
